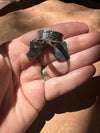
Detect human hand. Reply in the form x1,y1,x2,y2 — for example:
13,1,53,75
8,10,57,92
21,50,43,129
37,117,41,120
0,22,100,133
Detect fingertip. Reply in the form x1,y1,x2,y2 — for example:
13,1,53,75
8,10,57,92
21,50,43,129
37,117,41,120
64,22,89,38
75,22,89,33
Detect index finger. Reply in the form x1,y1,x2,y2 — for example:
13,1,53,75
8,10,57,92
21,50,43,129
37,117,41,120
19,22,89,44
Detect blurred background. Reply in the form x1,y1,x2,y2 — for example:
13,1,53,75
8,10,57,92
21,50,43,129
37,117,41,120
0,0,100,133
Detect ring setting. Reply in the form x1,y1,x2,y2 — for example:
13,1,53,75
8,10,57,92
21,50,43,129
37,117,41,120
26,30,70,80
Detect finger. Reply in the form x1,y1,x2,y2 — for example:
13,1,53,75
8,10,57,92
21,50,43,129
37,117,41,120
45,65,96,101
67,32,100,55
19,22,89,44
39,32,100,66
46,44,100,77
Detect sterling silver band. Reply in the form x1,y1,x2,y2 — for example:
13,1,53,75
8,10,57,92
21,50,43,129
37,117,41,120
42,67,50,81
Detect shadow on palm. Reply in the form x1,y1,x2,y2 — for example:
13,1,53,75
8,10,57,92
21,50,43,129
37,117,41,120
26,76,100,133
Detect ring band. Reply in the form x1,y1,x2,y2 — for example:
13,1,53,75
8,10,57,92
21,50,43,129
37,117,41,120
42,67,50,81
26,30,70,61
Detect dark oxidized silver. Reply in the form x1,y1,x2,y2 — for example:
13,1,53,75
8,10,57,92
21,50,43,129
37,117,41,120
26,30,70,60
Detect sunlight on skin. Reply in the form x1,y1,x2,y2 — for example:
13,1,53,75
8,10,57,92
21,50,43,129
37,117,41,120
0,22,100,133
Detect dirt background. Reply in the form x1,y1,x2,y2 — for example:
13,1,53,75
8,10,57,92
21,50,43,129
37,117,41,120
0,0,100,44
0,0,100,133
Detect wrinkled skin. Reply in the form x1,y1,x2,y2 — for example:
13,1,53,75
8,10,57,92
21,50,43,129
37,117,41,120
0,22,100,133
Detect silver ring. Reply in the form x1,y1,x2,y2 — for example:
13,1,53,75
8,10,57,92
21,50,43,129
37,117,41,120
42,67,50,81
26,30,70,61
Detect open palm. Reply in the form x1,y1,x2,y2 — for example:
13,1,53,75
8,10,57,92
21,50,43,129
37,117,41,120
0,23,100,133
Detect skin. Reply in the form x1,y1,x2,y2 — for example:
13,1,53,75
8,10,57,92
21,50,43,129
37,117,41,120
0,22,100,133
